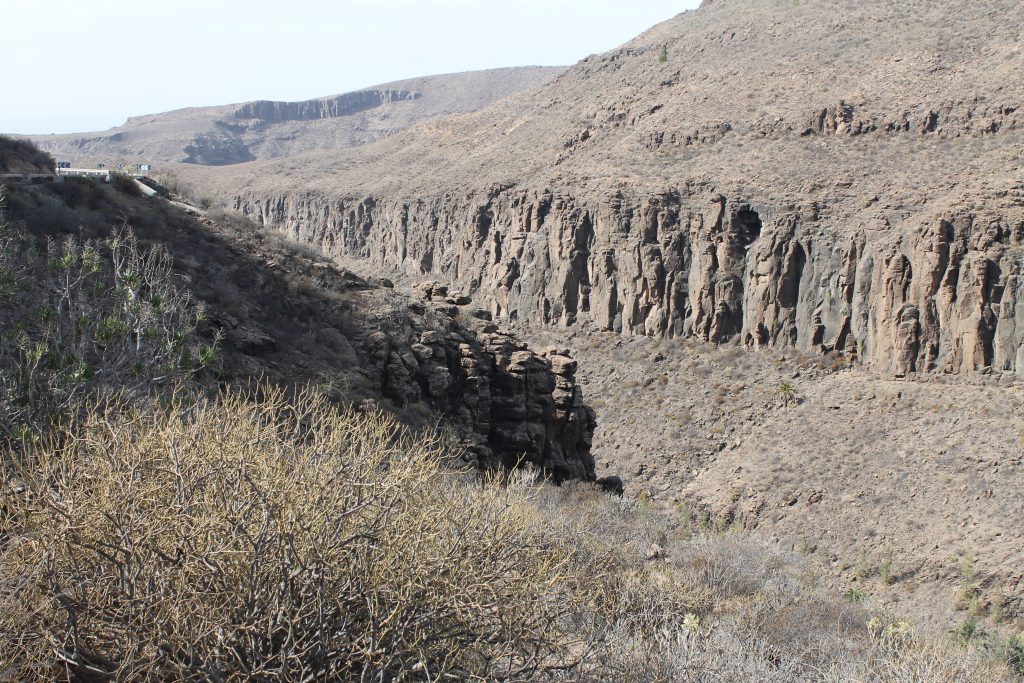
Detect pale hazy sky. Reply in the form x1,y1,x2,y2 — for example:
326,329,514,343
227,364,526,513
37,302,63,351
4,0,701,135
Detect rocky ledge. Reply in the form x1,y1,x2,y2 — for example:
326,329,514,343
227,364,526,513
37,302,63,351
375,281,596,481
233,90,421,124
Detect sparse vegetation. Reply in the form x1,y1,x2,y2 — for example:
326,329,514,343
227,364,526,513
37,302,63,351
3,393,1014,680
880,553,894,585
777,380,797,406
0,136,54,173
0,222,212,440
0,235,1016,681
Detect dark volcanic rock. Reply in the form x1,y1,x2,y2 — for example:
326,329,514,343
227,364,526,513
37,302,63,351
375,284,596,480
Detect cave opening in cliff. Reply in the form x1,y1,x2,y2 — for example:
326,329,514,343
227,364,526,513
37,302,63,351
735,209,762,245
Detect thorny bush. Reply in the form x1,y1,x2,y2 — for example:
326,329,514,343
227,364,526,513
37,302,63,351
1,386,592,681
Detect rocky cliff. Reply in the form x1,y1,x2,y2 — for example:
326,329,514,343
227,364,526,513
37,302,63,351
215,267,597,480
204,0,1023,378
2,177,596,481
232,90,421,123
200,227,598,481
232,180,1024,378
378,281,595,480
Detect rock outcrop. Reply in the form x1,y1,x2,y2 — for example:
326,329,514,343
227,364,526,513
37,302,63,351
232,90,422,123
234,184,1024,378
377,281,595,480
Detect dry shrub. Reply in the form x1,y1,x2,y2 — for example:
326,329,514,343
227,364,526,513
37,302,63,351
532,485,1014,683
0,387,588,681
677,535,804,603
859,630,1014,683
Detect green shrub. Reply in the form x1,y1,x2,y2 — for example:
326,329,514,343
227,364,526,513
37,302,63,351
951,619,988,645
1002,633,1024,675
0,225,212,439
777,380,797,406
880,554,894,585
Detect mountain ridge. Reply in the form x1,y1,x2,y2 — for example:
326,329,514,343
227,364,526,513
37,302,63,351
28,66,565,165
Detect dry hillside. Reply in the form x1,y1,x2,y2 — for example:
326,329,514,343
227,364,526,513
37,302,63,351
148,0,1024,631
14,0,1024,654
4,143,1020,681
29,67,563,166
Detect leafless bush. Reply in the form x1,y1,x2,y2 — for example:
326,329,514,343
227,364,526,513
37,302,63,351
1,386,591,681
677,535,801,602
0,187,26,304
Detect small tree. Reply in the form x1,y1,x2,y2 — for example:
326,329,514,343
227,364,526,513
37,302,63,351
0,186,20,302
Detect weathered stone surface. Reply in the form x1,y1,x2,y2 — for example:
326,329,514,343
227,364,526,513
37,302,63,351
369,305,596,481
237,188,1024,378
548,354,578,376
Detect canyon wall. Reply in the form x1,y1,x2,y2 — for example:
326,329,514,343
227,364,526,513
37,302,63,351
234,184,1024,378
232,90,421,123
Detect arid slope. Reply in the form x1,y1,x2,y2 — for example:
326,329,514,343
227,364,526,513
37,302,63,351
181,0,1024,381
28,67,563,166
34,0,1024,629
169,0,1023,628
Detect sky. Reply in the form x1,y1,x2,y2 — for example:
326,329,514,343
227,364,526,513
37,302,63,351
4,0,701,135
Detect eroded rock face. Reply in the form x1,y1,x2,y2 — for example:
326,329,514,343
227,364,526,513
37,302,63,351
233,90,421,123
375,282,596,481
235,184,1024,378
